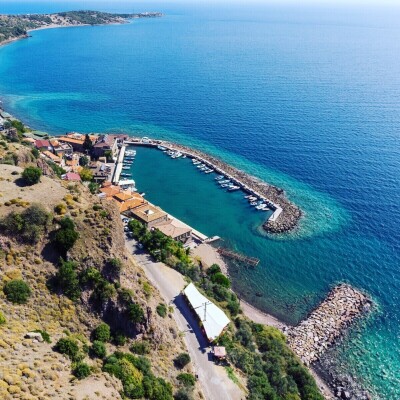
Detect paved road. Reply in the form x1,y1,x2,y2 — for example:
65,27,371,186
125,238,244,400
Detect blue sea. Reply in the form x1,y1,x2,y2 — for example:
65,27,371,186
0,1,399,397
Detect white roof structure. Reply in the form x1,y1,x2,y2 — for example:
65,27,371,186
183,283,230,342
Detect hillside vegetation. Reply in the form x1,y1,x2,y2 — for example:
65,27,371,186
128,220,324,400
0,129,199,399
0,10,162,45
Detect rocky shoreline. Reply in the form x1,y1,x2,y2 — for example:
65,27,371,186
287,284,371,366
128,138,302,234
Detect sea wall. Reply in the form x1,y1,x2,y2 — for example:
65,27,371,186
126,138,302,234
287,284,371,366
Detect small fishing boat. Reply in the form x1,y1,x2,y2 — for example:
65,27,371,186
250,202,258,206
157,145,166,151
221,184,229,188
228,185,240,191
205,169,214,174
215,175,224,180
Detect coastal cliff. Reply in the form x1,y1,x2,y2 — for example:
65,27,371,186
0,10,162,46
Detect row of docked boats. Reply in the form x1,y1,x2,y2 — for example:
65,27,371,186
167,149,186,159
215,175,241,191
121,149,136,178
192,158,214,174
244,194,270,211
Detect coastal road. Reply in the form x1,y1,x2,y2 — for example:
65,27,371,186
125,238,245,400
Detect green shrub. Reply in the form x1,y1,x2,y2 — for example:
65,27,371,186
34,329,51,343
177,373,196,387
79,267,102,287
55,260,81,301
22,166,42,185
156,303,167,318
88,182,99,194
0,311,6,325
210,272,230,288
128,303,144,324
52,217,79,253
92,323,111,342
3,279,31,304
0,204,50,244
207,264,221,276
90,340,107,359
174,388,192,400
55,337,80,360
130,340,151,355
174,353,191,369
114,332,127,346
31,148,39,158
73,362,91,379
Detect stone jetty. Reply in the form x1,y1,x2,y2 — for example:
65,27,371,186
287,284,370,366
125,137,302,234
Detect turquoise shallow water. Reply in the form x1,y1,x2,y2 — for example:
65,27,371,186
1,2,400,397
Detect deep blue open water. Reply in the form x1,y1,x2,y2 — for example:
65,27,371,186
0,2,399,397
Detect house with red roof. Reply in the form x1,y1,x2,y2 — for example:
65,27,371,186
62,172,81,182
35,139,52,151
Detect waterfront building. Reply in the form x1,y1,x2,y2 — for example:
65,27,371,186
130,203,168,228
42,150,63,166
35,139,52,152
153,218,192,243
100,184,146,213
93,134,129,158
50,139,73,157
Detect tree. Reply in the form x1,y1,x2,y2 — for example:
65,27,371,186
55,337,80,360
52,217,79,254
3,279,31,304
207,264,221,276
55,260,81,301
22,166,42,185
79,155,89,166
73,362,91,379
0,204,50,244
53,227,79,253
79,167,93,182
104,150,113,162
174,353,191,369
88,181,100,194
90,340,107,359
82,133,93,153
92,323,111,342
128,303,145,324
210,272,231,288
177,373,196,387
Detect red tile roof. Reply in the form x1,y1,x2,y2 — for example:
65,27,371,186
35,139,50,148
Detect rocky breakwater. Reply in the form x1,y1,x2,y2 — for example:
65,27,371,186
287,284,371,366
158,139,302,234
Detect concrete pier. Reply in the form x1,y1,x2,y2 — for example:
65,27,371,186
112,144,126,184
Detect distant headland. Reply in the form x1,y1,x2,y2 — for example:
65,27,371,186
0,10,163,47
